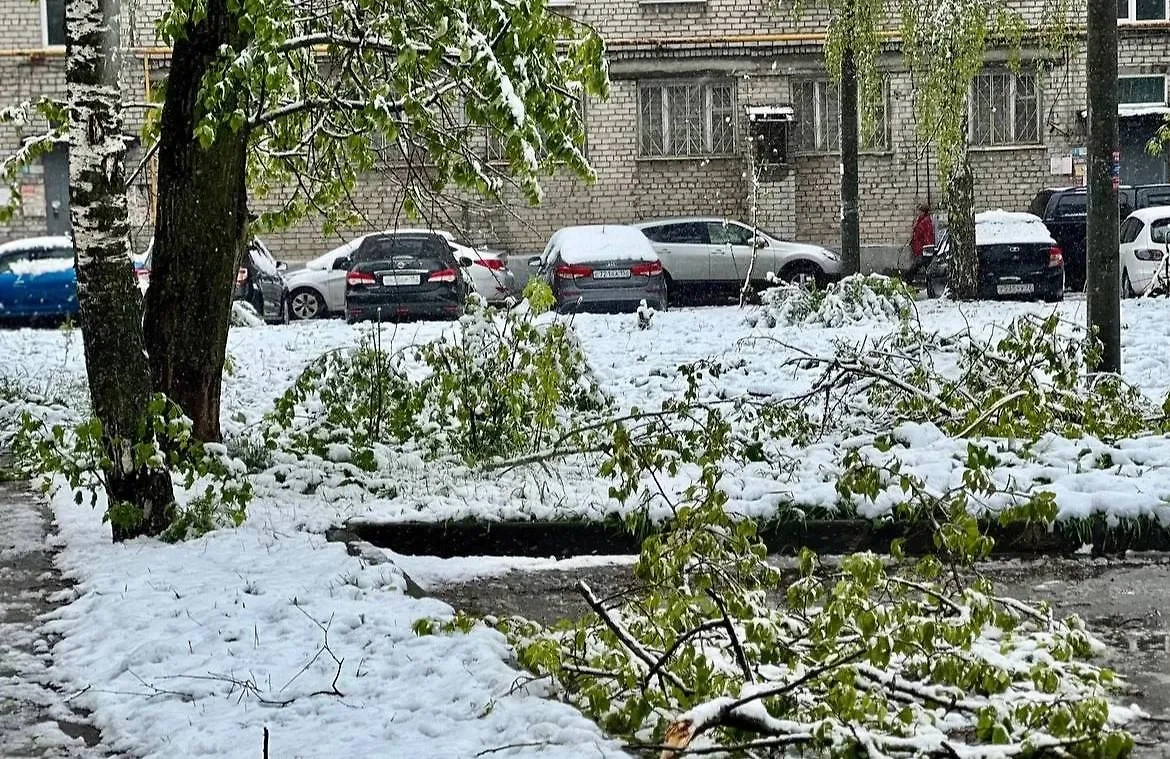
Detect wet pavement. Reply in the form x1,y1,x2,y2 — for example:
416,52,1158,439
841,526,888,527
0,475,105,758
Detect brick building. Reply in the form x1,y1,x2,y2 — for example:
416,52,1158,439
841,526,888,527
2,0,1169,264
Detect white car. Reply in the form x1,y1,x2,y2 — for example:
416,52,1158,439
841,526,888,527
1119,206,1170,297
285,229,516,320
630,217,842,295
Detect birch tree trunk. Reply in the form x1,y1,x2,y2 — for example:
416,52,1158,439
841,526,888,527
946,145,978,300
66,0,176,539
142,0,250,442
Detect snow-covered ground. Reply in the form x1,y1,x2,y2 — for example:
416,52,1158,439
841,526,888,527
3,295,1170,757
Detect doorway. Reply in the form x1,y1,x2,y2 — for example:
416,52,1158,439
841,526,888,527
41,144,71,236
1120,114,1169,186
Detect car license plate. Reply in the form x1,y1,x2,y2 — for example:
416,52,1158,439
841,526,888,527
996,283,1034,295
593,269,630,280
382,275,419,286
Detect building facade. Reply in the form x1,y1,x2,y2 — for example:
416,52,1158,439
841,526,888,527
2,0,1169,264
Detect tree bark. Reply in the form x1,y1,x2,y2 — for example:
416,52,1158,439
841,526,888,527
1086,0,1122,374
839,41,862,277
143,0,249,442
946,146,978,300
66,0,175,539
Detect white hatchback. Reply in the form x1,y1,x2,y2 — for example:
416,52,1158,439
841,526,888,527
285,229,515,320
630,217,842,295
1119,206,1170,297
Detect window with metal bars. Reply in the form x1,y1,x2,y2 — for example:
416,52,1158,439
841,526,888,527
791,79,889,153
637,81,736,157
969,72,1041,146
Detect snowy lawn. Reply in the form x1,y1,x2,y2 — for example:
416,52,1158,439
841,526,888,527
3,295,1170,757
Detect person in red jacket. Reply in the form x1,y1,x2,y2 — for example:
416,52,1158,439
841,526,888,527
907,203,935,283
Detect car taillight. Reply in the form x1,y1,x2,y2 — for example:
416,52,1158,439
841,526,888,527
236,267,249,285
428,268,457,283
136,268,150,280
476,258,505,270
631,261,663,277
555,264,592,279
346,270,375,286
1048,246,1064,267
1135,248,1165,261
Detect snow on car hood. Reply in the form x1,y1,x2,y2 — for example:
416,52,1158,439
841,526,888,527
975,211,1056,246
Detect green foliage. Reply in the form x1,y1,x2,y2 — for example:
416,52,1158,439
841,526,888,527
505,459,1134,756
267,292,609,467
749,273,916,328
0,98,69,222
154,0,609,235
12,394,252,536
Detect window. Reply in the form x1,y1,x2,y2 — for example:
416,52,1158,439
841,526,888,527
970,72,1041,146
42,0,66,46
640,222,708,244
638,81,736,157
1121,217,1145,243
1118,76,1166,105
791,80,889,153
1119,0,1167,21
707,222,754,246
1054,193,1087,218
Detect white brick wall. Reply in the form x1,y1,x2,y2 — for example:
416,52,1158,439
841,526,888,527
1,2,1168,260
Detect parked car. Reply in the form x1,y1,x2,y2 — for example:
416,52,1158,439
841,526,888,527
630,217,841,297
286,229,513,320
925,211,1064,302
530,225,666,314
343,232,470,323
0,236,77,322
1030,183,1170,292
1119,206,1170,297
138,238,290,324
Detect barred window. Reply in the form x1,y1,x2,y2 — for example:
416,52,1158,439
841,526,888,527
638,81,737,157
970,72,1041,146
792,79,889,153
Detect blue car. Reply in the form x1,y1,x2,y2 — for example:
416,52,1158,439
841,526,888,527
0,236,78,322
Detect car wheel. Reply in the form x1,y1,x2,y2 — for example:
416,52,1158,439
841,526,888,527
290,288,325,320
779,261,822,289
1121,268,1135,298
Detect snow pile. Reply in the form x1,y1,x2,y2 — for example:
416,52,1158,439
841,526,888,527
231,300,266,327
747,273,915,328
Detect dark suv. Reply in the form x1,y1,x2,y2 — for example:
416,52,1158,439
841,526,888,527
1030,184,1170,291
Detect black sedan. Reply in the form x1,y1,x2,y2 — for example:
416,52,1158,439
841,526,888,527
343,232,471,323
925,211,1064,303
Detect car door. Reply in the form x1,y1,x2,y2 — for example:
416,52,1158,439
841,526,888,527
249,240,284,319
707,221,761,285
30,245,78,317
0,249,31,316
640,222,710,282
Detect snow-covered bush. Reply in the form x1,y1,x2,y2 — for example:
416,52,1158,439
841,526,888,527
267,282,610,466
747,273,915,328
230,300,266,327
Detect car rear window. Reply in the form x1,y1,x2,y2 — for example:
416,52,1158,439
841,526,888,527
354,235,447,262
1053,193,1087,218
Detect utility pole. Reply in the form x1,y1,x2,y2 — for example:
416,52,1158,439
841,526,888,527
1086,0,1121,373
840,40,861,276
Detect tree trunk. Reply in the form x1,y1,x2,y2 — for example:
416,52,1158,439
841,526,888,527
143,0,249,442
839,41,862,277
1086,0,1122,374
946,147,978,300
66,0,175,540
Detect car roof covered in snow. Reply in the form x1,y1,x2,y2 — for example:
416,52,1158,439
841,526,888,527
0,236,73,254
1127,205,1170,223
550,225,657,265
974,211,1055,246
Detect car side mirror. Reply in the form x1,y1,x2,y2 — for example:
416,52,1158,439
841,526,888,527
922,245,937,258
528,256,543,269
333,257,351,271
276,261,288,272
458,256,475,268
752,236,769,249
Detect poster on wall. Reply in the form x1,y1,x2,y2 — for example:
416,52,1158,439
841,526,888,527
1071,147,1087,186
20,183,45,217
